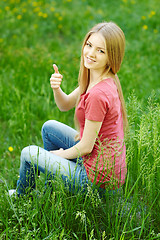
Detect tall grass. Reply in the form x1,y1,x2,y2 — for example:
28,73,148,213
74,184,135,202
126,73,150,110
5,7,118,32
0,0,160,239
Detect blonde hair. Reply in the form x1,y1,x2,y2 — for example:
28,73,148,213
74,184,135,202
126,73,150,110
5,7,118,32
75,21,128,138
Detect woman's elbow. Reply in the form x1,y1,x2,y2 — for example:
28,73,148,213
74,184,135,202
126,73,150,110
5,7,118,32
60,108,68,112
82,145,93,155
58,105,70,112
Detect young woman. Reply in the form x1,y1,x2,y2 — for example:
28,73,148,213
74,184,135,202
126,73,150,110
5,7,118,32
9,21,128,196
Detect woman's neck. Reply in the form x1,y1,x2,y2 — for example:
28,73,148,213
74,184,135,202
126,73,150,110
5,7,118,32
89,69,114,84
86,70,115,92
89,70,101,83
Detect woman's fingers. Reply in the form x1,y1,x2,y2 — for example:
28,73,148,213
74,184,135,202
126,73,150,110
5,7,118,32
50,75,63,83
50,64,63,89
50,78,62,89
51,73,63,78
53,64,59,73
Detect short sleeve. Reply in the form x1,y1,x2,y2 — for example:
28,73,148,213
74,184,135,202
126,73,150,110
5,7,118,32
85,89,109,122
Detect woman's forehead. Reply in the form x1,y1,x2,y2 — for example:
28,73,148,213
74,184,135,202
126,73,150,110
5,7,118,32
87,32,106,49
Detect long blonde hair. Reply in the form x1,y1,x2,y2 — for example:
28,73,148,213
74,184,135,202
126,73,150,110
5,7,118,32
75,21,128,137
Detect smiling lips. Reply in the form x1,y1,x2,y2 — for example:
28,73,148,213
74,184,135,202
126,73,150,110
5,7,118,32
86,56,96,63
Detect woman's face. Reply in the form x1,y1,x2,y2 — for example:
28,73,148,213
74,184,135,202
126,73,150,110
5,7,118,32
83,32,109,74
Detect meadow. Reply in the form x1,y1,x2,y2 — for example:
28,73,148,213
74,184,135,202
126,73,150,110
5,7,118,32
0,0,160,239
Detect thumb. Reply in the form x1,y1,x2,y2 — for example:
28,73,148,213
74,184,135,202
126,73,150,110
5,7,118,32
53,64,59,74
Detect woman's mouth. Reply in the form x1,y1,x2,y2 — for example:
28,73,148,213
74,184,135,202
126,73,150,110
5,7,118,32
86,56,96,63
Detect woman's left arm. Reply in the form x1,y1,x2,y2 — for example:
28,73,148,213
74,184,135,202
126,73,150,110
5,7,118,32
50,119,102,159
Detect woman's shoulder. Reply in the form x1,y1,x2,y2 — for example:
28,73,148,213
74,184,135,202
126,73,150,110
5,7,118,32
82,77,118,100
93,78,117,95
92,78,119,106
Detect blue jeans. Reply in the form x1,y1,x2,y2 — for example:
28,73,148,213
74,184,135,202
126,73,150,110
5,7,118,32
16,120,90,195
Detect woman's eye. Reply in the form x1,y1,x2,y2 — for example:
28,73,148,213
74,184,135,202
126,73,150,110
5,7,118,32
86,43,92,47
99,49,105,54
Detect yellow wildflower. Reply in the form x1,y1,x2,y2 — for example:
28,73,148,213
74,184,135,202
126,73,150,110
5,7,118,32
17,15,22,20
150,10,156,16
58,16,63,21
34,7,40,12
8,146,14,152
67,0,72,2
142,25,148,30
42,13,48,18
149,11,156,18
0,9,2,14
50,7,55,12
122,0,127,3
154,29,158,34
38,12,43,17
0,38,4,43
13,8,18,13
32,2,39,7
5,6,10,11
141,16,146,20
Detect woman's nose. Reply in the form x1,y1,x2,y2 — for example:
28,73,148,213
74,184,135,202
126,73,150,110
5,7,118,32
88,48,96,57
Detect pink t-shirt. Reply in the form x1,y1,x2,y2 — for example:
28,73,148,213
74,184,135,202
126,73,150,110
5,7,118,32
75,78,127,189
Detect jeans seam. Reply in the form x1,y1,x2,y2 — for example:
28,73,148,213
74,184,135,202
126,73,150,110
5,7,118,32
46,131,74,149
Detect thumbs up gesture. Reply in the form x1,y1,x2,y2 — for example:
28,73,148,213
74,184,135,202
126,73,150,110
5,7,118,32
50,64,63,90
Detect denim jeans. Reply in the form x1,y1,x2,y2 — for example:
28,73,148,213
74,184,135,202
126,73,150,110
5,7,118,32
16,120,90,195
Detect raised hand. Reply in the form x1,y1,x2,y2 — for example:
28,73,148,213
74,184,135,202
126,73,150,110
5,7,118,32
50,64,63,90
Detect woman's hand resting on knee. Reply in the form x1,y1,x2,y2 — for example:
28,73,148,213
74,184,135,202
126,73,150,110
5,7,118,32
50,148,64,157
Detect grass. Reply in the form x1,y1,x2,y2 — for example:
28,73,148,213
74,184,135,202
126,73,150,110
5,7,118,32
0,0,160,239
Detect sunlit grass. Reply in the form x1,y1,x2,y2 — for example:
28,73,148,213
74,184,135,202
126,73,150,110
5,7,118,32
0,0,160,239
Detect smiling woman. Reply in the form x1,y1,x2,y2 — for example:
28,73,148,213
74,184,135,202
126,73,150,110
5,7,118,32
9,21,128,197
83,33,109,76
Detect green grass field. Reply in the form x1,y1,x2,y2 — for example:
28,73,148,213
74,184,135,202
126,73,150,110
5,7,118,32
0,0,160,239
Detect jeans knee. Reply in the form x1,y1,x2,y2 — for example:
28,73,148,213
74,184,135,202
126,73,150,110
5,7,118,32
21,145,37,163
21,146,30,161
41,120,57,137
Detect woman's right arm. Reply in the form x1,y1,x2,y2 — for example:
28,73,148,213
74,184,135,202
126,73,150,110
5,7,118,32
50,64,79,111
